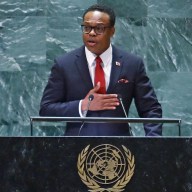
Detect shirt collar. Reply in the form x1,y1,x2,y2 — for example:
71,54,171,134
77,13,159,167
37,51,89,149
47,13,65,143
85,44,112,67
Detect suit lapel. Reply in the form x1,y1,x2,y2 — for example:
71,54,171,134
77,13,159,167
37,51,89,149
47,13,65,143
75,46,93,91
107,46,123,93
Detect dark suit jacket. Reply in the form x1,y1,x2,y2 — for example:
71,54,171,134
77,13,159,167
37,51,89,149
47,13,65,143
39,45,162,136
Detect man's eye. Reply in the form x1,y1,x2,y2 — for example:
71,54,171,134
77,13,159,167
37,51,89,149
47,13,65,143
96,26,103,30
96,26,104,32
84,26,91,30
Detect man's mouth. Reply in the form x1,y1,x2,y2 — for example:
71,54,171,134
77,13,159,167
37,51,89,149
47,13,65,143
87,40,96,47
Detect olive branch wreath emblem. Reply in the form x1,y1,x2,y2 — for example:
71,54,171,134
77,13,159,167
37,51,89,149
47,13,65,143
77,145,135,192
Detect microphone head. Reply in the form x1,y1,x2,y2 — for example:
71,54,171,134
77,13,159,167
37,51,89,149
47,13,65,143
88,94,94,101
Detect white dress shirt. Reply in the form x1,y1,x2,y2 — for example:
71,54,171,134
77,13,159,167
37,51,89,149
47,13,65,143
79,45,113,116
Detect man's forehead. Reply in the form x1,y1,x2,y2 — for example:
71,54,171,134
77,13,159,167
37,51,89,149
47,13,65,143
84,11,109,23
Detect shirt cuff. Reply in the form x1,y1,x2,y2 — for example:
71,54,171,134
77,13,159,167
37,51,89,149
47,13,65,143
79,100,87,117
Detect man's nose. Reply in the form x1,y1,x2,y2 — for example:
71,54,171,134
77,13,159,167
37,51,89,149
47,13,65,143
89,28,96,36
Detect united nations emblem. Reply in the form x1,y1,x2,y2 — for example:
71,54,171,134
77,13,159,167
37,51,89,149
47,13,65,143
77,144,135,192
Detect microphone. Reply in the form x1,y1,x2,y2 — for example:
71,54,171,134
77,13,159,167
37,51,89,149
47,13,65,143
118,94,133,136
78,94,94,136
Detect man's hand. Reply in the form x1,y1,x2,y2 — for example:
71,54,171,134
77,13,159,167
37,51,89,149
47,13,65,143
81,82,119,111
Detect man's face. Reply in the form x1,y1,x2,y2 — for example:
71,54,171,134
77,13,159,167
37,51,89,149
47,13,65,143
82,11,115,55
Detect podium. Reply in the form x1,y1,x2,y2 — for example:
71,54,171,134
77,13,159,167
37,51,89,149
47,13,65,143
0,117,189,191
0,136,191,192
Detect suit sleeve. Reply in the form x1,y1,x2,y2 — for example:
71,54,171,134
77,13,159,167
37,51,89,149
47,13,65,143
39,60,80,117
133,58,163,136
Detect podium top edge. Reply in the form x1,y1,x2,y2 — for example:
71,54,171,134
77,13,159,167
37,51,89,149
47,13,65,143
29,116,181,124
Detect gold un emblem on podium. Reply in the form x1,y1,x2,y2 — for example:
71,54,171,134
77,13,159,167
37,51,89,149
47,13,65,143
77,144,135,192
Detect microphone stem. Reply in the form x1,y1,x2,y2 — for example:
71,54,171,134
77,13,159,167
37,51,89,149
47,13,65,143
119,98,127,117
119,98,133,136
78,97,93,136
83,100,91,117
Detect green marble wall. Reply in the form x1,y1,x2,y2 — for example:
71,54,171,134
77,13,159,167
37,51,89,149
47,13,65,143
0,0,191,136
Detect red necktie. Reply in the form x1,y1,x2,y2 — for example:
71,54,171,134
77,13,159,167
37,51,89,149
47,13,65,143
94,56,106,94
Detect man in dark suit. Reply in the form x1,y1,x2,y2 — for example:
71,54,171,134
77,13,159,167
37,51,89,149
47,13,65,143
39,4,162,136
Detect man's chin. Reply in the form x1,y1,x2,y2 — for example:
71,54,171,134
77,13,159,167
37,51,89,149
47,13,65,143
87,47,100,55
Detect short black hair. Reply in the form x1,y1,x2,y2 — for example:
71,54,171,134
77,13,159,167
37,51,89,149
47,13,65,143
83,4,116,26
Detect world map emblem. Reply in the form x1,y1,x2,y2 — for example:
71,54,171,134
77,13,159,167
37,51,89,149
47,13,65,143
77,144,135,192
